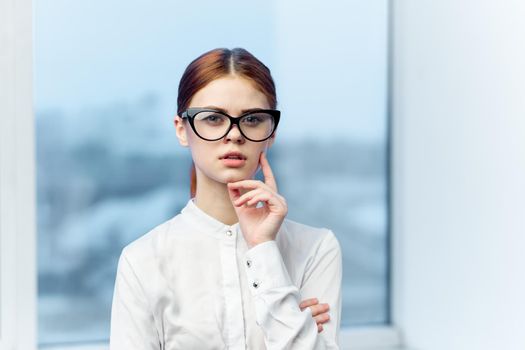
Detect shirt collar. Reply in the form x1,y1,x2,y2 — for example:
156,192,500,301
180,197,241,239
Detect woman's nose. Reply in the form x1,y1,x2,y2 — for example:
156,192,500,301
225,124,245,143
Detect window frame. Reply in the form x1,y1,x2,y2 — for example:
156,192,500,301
0,0,37,349
0,0,403,349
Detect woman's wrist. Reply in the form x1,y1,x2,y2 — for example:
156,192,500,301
246,238,275,249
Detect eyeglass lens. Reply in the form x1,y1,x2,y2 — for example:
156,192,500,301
193,111,275,140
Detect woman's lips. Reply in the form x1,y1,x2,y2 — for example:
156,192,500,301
221,157,246,167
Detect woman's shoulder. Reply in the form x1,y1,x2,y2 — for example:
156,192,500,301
281,217,338,240
118,214,182,262
279,217,341,257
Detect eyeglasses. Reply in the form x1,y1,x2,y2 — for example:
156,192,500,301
180,107,280,142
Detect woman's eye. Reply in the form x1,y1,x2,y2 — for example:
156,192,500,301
204,115,225,124
243,116,262,124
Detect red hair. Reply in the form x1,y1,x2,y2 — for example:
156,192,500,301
176,48,277,198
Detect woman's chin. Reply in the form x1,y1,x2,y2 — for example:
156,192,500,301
221,171,252,183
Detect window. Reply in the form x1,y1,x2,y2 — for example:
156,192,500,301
1,0,395,348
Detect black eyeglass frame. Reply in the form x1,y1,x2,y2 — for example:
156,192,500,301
180,107,281,142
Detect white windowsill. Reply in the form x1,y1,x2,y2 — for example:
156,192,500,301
39,326,413,350
40,345,414,350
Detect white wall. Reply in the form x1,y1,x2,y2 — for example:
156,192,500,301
391,1,525,349
0,0,37,349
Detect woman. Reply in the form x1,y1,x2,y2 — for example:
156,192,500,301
110,47,342,349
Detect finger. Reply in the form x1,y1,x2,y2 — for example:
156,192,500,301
233,188,264,207
260,151,278,192
229,182,285,212
228,179,276,195
246,191,286,214
246,192,271,207
227,183,242,203
299,298,319,311
239,194,267,209
314,313,330,324
300,298,319,309
309,303,330,316
317,324,323,333
234,190,268,209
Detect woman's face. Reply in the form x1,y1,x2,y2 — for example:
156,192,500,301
174,75,276,185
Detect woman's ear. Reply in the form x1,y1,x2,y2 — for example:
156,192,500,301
174,115,189,147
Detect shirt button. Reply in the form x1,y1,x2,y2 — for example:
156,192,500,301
246,259,252,268
252,280,260,288
226,230,233,236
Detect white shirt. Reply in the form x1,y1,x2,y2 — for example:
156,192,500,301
110,197,342,349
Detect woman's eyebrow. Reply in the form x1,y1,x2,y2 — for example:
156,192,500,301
203,105,265,113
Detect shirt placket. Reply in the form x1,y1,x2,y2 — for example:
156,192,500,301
219,226,246,350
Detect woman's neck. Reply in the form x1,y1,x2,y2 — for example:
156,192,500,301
193,178,240,226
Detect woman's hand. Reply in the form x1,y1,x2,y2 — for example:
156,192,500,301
300,298,331,333
227,151,288,249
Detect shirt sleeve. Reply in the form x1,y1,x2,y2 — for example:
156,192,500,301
110,248,161,350
244,230,343,349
